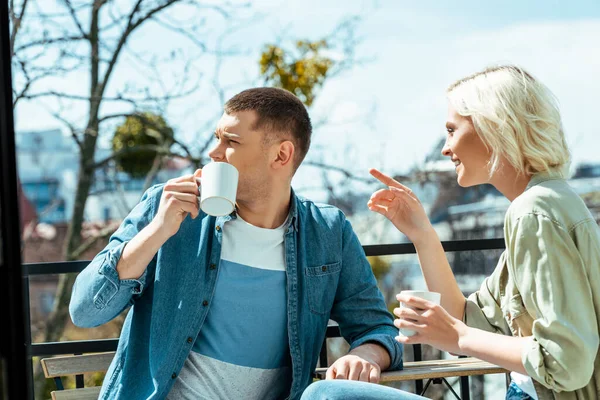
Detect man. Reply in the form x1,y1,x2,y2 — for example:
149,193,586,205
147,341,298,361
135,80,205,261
70,87,402,400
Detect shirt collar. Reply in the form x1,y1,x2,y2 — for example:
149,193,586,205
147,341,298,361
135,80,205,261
526,170,563,190
215,188,299,231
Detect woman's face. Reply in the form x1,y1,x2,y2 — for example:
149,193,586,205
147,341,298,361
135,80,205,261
441,103,493,187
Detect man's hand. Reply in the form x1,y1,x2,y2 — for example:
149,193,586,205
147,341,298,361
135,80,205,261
116,169,202,280
325,343,390,383
152,169,202,239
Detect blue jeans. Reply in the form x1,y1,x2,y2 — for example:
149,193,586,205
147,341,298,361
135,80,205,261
301,380,427,400
506,382,534,400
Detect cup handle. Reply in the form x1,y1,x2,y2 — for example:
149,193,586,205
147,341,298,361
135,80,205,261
195,177,202,204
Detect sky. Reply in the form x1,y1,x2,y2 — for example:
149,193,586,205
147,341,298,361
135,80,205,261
12,0,600,200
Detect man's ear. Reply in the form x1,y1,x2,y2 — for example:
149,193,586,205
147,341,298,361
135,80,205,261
272,140,295,170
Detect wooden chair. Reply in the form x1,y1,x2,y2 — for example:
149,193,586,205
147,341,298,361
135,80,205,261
40,352,113,400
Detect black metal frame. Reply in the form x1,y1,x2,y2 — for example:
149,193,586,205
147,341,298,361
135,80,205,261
0,1,32,398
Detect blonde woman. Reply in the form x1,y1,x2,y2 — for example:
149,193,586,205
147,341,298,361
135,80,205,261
369,65,600,400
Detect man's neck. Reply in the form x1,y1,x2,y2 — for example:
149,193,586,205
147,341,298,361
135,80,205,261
236,185,292,229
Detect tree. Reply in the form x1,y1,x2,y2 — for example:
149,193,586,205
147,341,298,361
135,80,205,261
112,112,174,178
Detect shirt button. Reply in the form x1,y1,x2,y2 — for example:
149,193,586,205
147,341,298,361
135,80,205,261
209,263,216,270
216,225,221,232
322,266,327,272
187,337,193,343
171,373,177,379
202,300,209,306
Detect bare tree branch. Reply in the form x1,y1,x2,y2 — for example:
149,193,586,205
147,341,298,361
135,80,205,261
9,0,30,55
97,0,184,100
62,0,89,39
97,112,195,160
46,109,84,151
21,86,198,105
141,155,164,194
13,34,88,53
152,16,207,52
70,223,119,260
304,161,372,183
93,145,199,169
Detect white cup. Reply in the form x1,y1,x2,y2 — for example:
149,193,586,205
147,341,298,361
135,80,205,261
197,162,239,216
398,290,441,337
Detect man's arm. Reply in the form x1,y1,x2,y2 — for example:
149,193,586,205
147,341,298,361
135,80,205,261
69,186,162,328
327,217,402,382
70,172,201,328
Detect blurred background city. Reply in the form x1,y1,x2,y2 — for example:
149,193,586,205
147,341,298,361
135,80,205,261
7,0,600,398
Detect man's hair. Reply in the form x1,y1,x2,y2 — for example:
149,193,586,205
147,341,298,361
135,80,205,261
447,65,570,178
225,87,312,173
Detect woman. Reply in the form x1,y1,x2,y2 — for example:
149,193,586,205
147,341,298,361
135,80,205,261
368,65,600,399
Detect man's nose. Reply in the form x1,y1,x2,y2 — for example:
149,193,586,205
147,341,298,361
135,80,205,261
208,143,224,161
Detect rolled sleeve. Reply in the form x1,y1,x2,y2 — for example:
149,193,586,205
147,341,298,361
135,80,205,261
349,329,403,371
331,217,403,371
93,242,148,308
509,214,599,392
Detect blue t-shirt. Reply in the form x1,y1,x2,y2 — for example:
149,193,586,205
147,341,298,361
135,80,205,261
168,215,291,400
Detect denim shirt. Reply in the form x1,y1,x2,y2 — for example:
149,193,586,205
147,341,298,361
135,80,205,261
69,185,403,400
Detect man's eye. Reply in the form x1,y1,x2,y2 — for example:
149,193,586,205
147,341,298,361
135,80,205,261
446,128,454,134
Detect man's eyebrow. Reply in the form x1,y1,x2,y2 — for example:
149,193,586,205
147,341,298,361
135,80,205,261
222,132,242,139
446,121,457,129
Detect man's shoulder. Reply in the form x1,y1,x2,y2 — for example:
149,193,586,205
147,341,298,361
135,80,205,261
145,183,165,198
296,195,345,217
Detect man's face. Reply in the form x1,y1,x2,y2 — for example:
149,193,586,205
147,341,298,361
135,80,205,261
208,110,271,202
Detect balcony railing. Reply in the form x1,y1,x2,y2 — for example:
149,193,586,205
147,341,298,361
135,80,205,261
24,238,506,399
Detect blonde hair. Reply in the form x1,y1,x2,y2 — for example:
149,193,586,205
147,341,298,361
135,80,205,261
447,65,571,178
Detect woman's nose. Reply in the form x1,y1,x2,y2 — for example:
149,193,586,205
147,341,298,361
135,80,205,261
441,140,451,157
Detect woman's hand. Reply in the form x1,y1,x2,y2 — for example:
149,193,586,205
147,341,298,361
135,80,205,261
393,293,469,355
368,168,433,243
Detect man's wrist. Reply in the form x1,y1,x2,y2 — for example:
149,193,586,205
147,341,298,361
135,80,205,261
349,343,390,370
147,219,171,243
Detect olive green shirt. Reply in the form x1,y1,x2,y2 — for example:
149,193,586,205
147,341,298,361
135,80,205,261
464,172,600,399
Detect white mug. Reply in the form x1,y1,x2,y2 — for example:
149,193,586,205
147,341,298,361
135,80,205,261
398,290,441,337
197,162,239,216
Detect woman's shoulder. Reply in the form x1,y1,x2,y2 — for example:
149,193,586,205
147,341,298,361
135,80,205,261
507,178,593,230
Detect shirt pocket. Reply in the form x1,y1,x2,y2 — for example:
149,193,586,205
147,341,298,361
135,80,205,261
305,262,342,315
504,293,534,337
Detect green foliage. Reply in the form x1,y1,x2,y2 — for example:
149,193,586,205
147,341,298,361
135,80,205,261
368,255,392,282
111,112,174,178
259,39,334,106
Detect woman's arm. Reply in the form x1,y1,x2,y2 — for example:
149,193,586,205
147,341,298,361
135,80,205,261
368,168,465,318
411,228,466,320
394,294,527,372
